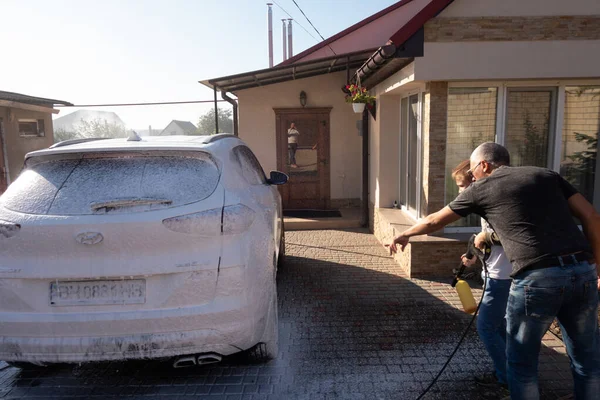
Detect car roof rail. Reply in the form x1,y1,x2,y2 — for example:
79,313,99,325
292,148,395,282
49,137,110,149
201,134,238,144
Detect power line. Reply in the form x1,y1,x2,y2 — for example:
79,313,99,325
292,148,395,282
271,1,319,42
290,0,336,55
55,99,228,107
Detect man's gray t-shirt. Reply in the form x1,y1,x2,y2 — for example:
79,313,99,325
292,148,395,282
448,166,591,277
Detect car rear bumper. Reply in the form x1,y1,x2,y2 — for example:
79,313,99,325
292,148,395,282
0,295,270,363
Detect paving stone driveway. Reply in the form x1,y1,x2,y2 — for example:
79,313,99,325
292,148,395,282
0,229,575,399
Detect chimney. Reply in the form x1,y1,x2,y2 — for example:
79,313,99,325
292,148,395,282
267,4,274,67
282,19,287,61
287,19,293,58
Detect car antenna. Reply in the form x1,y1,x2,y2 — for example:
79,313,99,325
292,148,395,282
127,130,142,141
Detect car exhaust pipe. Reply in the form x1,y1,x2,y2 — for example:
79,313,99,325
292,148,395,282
197,353,222,365
173,355,197,368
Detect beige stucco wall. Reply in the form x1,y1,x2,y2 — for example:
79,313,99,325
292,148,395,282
0,106,54,183
415,40,600,82
441,0,600,17
236,71,363,201
368,93,400,209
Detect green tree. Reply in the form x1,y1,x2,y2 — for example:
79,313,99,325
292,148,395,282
53,118,127,143
196,107,233,135
564,131,598,202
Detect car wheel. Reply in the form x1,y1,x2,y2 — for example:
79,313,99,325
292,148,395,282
277,221,285,270
247,281,278,362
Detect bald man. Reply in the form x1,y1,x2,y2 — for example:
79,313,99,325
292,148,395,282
388,142,600,399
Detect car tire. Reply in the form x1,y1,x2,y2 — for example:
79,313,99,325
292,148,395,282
247,281,278,362
277,220,285,270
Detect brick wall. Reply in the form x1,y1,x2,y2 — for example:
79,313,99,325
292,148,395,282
371,206,468,278
425,16,600,42
421,82,448,217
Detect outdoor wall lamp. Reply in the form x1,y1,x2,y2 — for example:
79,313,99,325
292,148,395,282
299,91,307,107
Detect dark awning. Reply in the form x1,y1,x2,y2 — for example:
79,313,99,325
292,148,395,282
200,49,379,93
0,90,73,107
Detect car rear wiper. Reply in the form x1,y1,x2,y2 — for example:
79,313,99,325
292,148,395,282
91,198,173,212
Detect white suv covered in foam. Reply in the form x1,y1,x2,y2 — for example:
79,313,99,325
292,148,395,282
0,134,286,367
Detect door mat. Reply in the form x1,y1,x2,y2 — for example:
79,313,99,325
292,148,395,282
283,209,342,218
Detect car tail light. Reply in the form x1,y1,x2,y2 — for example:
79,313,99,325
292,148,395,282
162,204,255,236
0,220,20,239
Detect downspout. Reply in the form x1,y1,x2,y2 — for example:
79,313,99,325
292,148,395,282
221,91,239,136
361,109,369,228
213,86,219,134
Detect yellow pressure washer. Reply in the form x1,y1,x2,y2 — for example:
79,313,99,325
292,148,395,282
452,234,491,313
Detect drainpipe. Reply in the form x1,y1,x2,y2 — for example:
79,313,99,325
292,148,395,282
353,44,396,84
221,91,239,136
213,86,219,134
361,109,369,228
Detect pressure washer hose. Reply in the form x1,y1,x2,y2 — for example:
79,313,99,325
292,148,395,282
415,258,488,400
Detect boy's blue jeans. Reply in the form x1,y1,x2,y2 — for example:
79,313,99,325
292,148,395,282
477,275,511,385
506,261,600,400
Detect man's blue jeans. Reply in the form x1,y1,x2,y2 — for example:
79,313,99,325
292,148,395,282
506,261,600,400
477,275,511,385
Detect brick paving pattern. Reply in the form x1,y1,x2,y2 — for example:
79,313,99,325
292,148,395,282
0,229,579,399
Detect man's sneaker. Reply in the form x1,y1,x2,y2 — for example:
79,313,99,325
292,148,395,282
474,372,508,389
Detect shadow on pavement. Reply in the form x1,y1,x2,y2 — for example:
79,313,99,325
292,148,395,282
0,231,575,400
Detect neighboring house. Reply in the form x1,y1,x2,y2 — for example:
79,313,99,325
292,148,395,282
158,120,197,136
203,0,600,278
53,109,126,133
0,90,72,193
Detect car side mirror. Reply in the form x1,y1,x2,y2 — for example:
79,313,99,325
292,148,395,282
267,171,288,185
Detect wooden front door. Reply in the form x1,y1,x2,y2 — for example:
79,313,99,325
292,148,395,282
275,108,331,210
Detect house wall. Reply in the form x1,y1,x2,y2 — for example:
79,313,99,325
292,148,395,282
441,0,600,17
416,1,600,82
0,106,53,183
236,71,363,202
368,94,400,209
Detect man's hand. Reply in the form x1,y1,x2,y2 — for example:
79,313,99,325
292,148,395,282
461,253,477,267
386,235,409,255
474,232,487,250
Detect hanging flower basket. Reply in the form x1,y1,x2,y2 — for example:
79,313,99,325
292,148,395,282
345,83,376,114
352,103,366,113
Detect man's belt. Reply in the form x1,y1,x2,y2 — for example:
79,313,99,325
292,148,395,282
524,251,594,272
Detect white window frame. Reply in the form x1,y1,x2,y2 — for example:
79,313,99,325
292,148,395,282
444,79,600,233
398,89,424,220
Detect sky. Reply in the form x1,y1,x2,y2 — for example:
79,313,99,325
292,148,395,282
0,0,398,131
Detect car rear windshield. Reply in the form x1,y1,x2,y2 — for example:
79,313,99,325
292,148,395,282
1,151,220,215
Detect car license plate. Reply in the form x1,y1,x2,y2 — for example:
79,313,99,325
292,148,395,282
50,279,146,306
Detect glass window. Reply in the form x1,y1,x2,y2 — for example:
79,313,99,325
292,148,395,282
399,94,420,215
445,87,497,227
19,119,44,136
233,145,267,185
560,86,600,208
504,88,556,168
399,97,408,206
1,152,219,215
